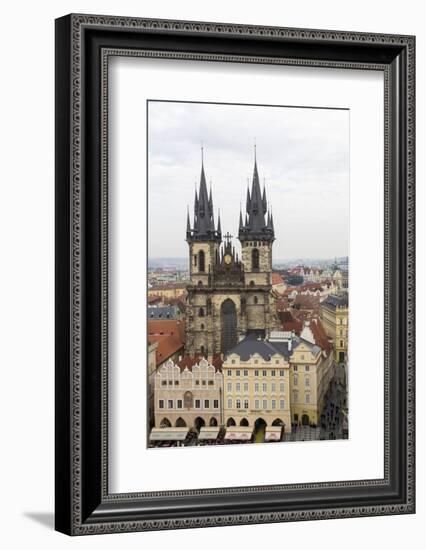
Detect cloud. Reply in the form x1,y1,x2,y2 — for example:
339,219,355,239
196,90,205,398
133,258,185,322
148,100,349,260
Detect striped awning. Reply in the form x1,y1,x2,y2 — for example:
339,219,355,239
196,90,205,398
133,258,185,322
224,427,253,441
149,428,189,441
198,427,220,440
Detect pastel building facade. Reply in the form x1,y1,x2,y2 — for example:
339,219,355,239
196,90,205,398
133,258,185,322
153,358,223,430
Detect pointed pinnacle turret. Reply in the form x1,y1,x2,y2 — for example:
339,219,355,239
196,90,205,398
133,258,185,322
246,180,251,212
217,209,222,237
262,179,267,214
186,206,191,237
187,148,221,243
238,147,274,243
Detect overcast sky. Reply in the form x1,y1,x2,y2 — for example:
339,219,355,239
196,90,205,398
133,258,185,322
148,100,349,260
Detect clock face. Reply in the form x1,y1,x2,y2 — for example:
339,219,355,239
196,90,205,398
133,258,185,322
224,254,232,265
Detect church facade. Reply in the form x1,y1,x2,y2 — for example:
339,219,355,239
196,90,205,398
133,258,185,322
185,153,281,357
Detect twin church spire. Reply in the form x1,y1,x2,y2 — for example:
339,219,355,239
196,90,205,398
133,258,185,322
186,150,222,243
187,147,274,244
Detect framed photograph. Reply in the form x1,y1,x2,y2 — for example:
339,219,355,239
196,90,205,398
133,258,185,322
55,14,415,535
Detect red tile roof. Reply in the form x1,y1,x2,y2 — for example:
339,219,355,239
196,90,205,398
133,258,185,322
278,310,303,335
148,319,185,366
309,318,332,354
272,273,285,285
293,294,320,310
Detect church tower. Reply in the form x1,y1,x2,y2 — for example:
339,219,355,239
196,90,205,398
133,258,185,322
185,148,279,358
238,151,277,335
186,152,222,286
238,150,275,285
185,152,222,357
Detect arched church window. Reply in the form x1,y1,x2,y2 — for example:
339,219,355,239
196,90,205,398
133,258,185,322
198,280,203,287
198,250,205,272
252,248,260,271
249,281,255,287
199,307,205,317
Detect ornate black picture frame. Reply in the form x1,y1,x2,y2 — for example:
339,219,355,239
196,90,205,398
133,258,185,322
55,14,415,535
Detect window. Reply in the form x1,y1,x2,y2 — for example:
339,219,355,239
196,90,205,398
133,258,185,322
254,383,259,392
198,250,205,272
204,399,209,408
254,370,259,377
271,370,276,376
300,354,305,360
168,400,173,409
227,382,232,391
305,376,310,387
213,399,219,408
236,370,240,376
200,323,205,330
262,370,267,377
244,399,249,409
198,307,204,317
262,383,267,392
236,399,241,409
271,383,276,392
293,365,298,372
195,380,200,386
275,360,280,364
252,248,260,270
174,380,179,385
208,380,214,386
262,399,268,409
168,380,173,385
231,359,236,364
293,374,298,386
271,399,276,409
280,382,285,392
236,382,241,392
254,296,258,304
305,393,311,404
279,370,284,376
161,380,167,386
227,370,232,376
244,382,249,392
305,365,310,372
202,380,206,386
195,399,201,408
193,254,197,267
243,370,248,377
293,391,298,402
280,399,285,409
255,399,260,409
159,399,164,409
227,398,232,408
177,399,183,409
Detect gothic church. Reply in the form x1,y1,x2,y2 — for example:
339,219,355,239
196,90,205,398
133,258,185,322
185,151,281,357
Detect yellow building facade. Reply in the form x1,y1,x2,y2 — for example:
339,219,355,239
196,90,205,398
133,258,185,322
222,332,334,430
320,293,349,363
223,347,292,433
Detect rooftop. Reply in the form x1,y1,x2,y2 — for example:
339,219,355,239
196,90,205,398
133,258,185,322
225,333,321,362
322,293,349,310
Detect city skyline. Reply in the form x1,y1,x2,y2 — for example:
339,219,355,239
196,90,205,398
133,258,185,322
148,100,349,259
